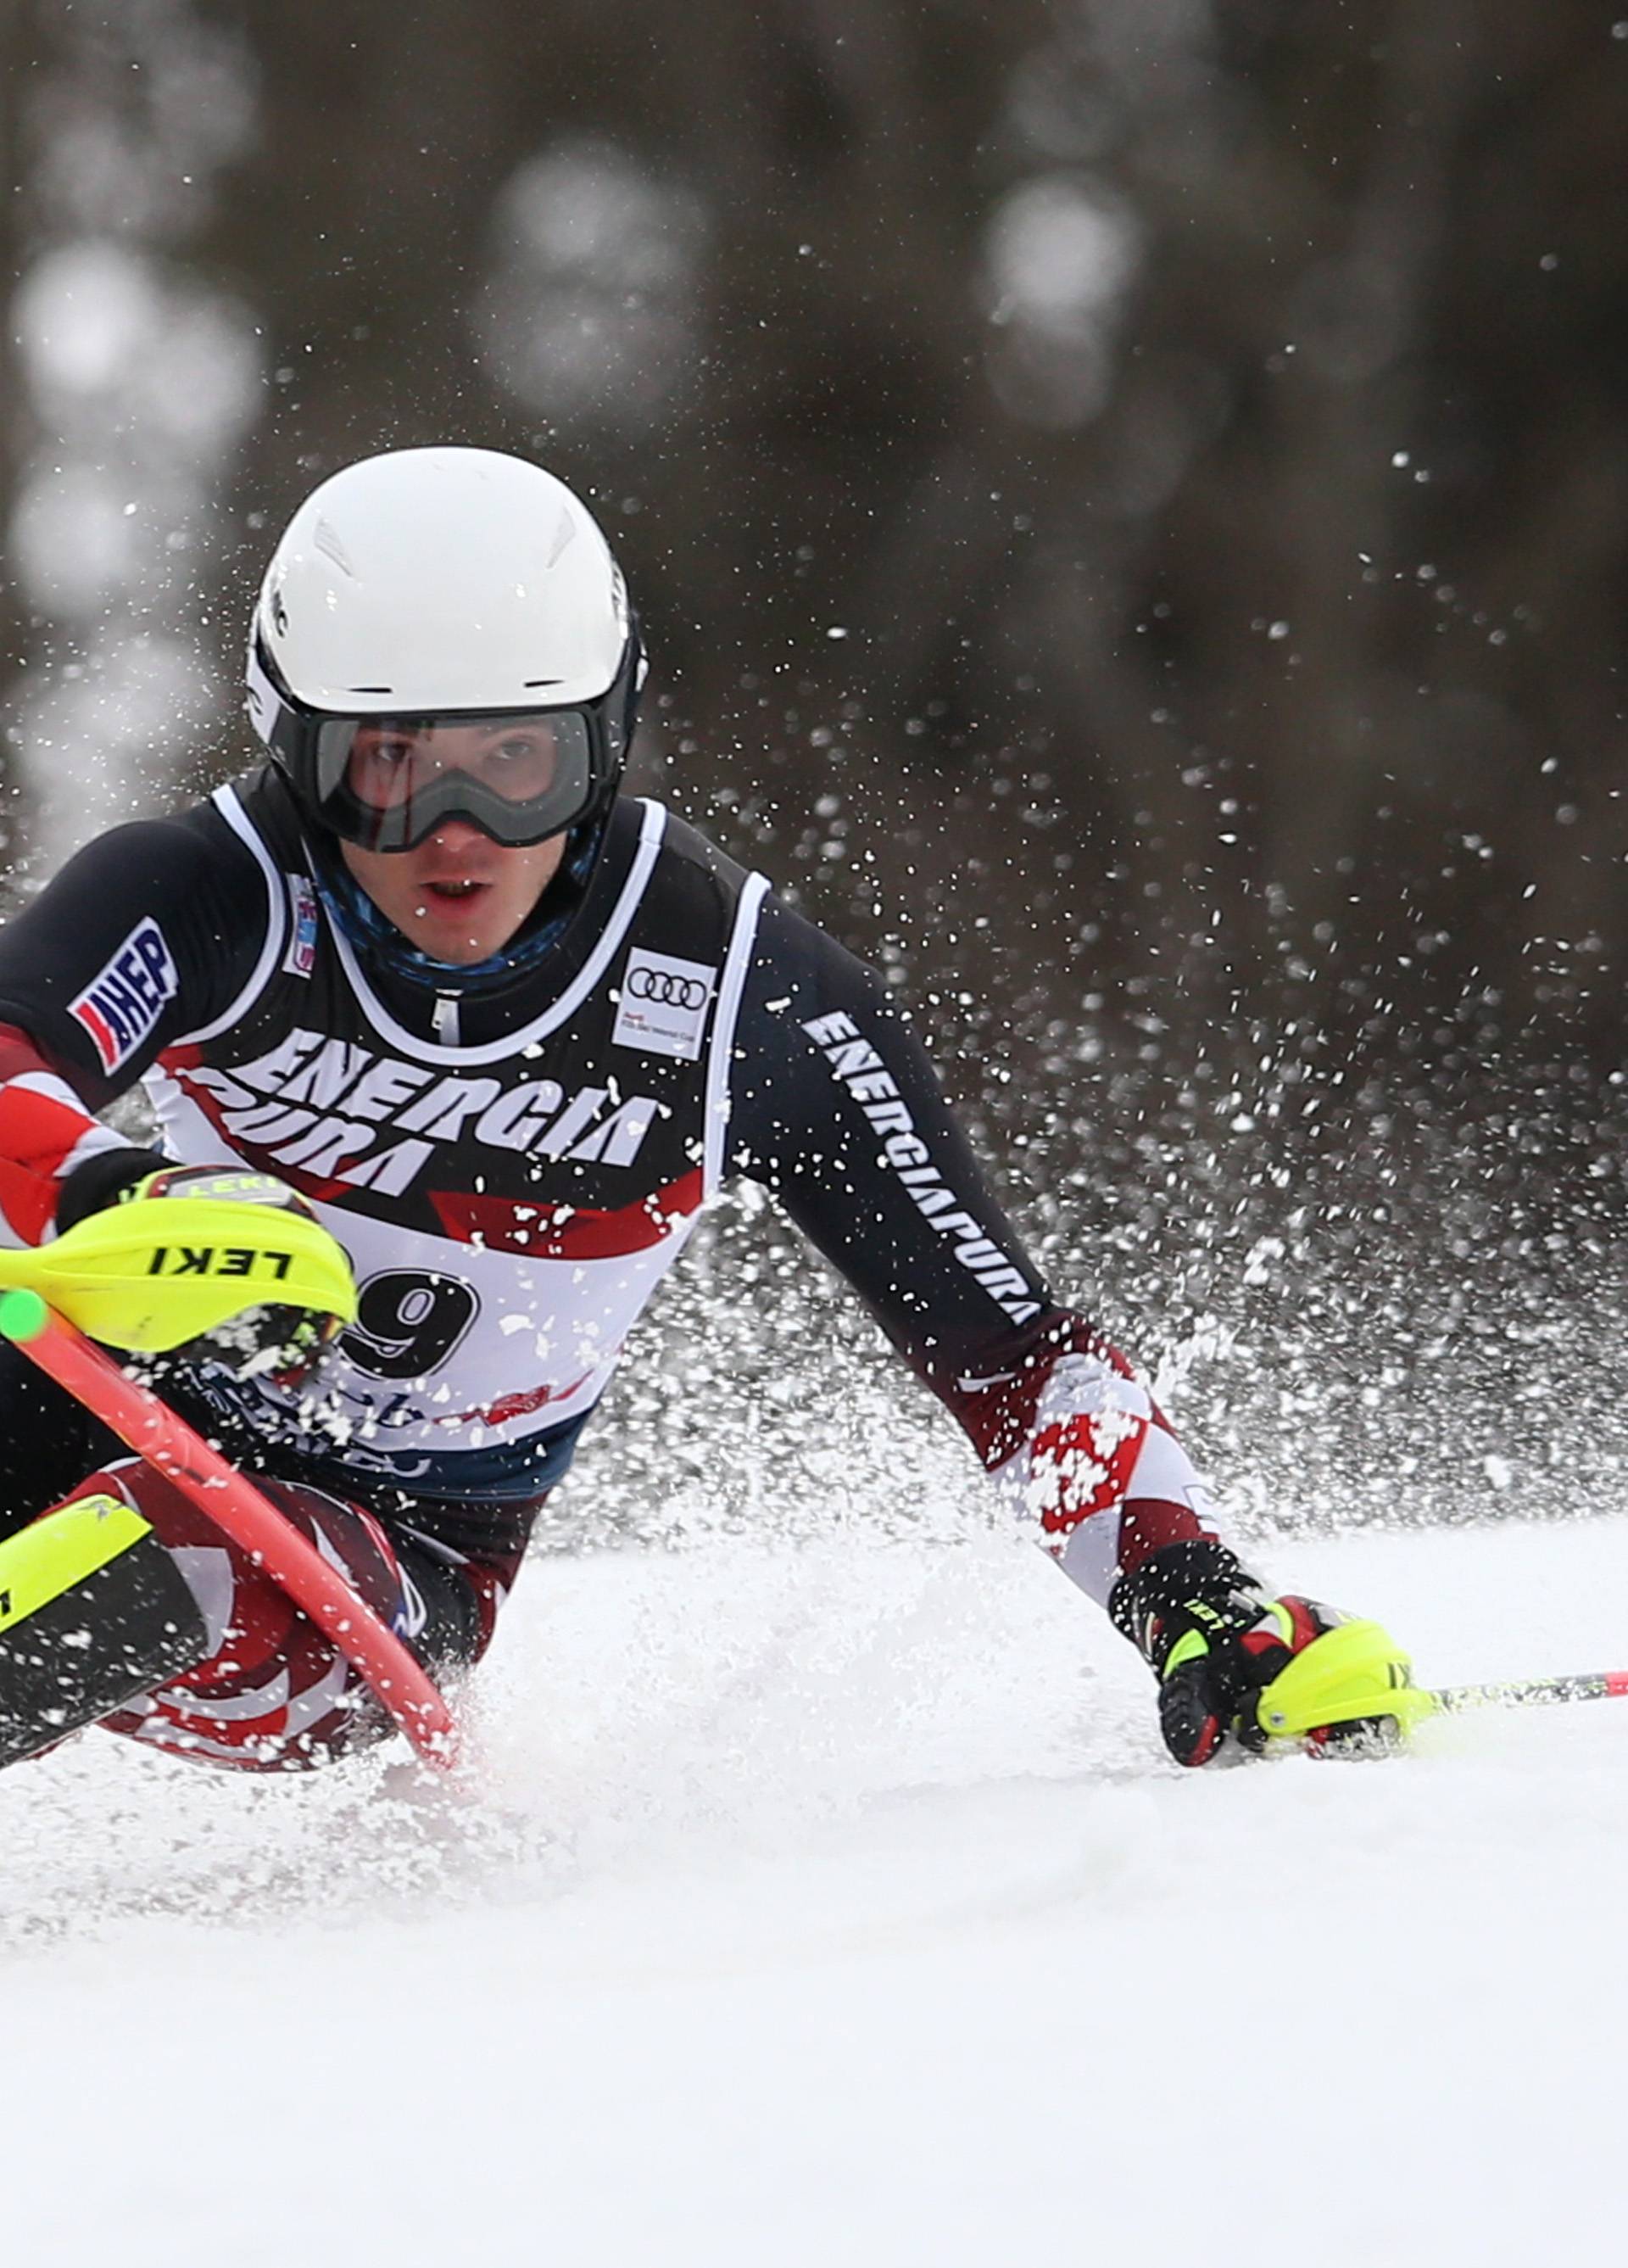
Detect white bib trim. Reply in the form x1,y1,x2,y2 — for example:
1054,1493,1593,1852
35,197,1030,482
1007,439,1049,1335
704,871,771,1198
321,797,669,1066
170,785,291,1046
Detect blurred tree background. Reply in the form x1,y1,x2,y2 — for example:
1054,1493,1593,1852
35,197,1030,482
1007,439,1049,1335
4,0,1628,1523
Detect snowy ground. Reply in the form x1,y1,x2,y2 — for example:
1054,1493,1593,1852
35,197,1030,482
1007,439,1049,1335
4,1509,1625,2266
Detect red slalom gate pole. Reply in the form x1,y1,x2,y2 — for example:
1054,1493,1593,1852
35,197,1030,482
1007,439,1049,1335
0,1289,458,1768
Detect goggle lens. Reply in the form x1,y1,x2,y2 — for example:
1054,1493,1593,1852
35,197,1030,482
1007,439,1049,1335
309,709,598,850
344,718,566,811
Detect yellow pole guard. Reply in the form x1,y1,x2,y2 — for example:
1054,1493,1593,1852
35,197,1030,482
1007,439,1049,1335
0,1196,358,1353
0,1492,153,1635
1255,1617,1439,1744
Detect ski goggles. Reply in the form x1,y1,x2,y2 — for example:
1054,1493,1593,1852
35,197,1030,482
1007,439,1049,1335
307,710,599,852
248,637,636,852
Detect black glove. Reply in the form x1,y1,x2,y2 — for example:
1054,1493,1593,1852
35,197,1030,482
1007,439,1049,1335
1109,1539,1364,1766
54,1142,172,1234
58,1154,347,1390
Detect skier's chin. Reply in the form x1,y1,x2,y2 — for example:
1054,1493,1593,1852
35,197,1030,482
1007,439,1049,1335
407,885,510,962
339,830,569,964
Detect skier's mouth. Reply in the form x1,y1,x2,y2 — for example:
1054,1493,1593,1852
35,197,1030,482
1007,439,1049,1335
421,879,488,903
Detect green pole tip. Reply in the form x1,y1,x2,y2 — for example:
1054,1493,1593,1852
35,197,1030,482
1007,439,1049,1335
0,1288,50,1343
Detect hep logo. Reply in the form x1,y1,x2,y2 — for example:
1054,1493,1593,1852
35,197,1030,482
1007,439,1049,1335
69,919,179,1073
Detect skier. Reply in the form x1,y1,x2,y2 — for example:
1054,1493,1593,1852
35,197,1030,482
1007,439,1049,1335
0,445,1401,1776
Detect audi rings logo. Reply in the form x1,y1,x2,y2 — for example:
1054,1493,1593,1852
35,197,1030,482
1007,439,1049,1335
614,949,718,1059
628,966,709,1009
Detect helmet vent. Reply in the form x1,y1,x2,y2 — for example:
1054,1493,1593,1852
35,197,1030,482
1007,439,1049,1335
545,511,577,569
313,518,356,576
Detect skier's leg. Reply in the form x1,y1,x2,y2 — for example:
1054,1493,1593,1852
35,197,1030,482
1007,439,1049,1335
0,1336,122,1544
0,1455,508,1774
98,1460,508,1770
0,1341,198,1769
0,1483,213,1768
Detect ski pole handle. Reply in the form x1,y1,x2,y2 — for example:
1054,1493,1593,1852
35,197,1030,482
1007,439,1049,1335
0,1288,457,1768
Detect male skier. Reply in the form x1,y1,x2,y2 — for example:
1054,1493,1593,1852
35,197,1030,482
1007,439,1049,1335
0,446,1401,1774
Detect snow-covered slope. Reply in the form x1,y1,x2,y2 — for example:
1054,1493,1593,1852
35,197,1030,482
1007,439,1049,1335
4,1512,1623,2266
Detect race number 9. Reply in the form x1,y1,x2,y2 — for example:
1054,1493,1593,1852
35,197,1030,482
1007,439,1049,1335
342,1270,479,1380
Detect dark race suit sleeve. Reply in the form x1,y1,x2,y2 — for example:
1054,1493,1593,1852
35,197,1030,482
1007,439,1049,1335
0,813,267,1243
726,893,1233,1606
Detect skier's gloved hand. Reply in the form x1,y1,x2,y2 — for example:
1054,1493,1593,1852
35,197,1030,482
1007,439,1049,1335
127,1164,350,1389
53,1142,173,1235
57,1154,351,1390
1108,1539,1373,1766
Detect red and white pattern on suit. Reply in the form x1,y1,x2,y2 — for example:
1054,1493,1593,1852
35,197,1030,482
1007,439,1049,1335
0,1025,131,1248
942,1322,1221,1609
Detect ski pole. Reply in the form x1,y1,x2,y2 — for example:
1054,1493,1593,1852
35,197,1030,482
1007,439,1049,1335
0,1288,458,1768
1422,1670,1628,1717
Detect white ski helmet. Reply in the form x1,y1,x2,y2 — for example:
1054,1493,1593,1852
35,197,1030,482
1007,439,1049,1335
245,445,644,851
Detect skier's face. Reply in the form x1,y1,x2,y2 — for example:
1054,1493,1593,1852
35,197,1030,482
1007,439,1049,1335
340,819,568,964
